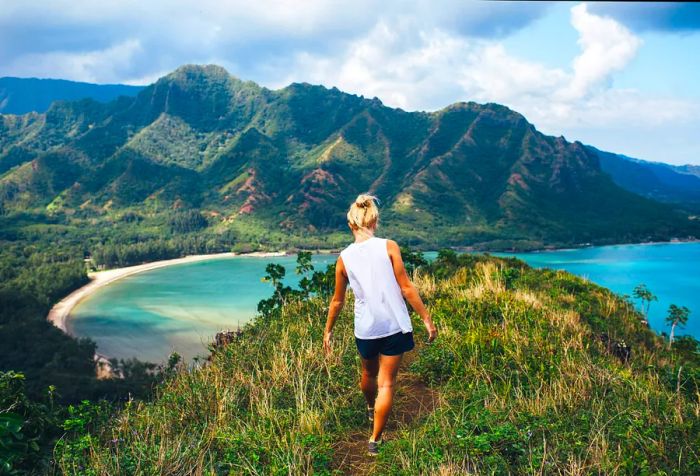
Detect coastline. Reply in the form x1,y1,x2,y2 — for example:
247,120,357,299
48,237,700,336
518,237,700,254
47,250,287,336
47,237,700,341
460,236,700,254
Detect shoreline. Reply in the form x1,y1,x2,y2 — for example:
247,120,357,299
522,237,700,254
45,238,699,370
47,250,287,336
457,236,700,254
48,237,700,336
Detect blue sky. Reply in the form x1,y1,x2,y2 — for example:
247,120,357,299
1,1,698,165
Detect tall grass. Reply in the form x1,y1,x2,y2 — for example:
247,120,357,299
55,256,700,475
377,259,699,475
55,295,366,475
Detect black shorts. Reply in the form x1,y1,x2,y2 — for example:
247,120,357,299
355,331,415,360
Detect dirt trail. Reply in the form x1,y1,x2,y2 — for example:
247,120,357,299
332,352,438,475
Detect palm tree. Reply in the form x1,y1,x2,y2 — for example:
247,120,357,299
665,304,690,348
633,284,657,324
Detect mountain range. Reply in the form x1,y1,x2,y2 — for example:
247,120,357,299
592,147,700,212
0,77,143,115
1,64,698,250
3,72,698,212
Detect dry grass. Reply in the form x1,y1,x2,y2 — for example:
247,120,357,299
56,257,700,475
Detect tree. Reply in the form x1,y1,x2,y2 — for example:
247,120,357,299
666,304,690,348
261,263,286,301
295,251,314,297
308,263,336,298
632,284,657,323
258,263,295,317
169,210,208,234
436,248,458,266
400,245,428,276
295,251,313,276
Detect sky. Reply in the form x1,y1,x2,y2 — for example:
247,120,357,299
1,1,699,165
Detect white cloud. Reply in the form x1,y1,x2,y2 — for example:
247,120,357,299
562,3,641,101
276,2,698,138
280,22,471,110
5,39,144,84
0,0,546,80
0,1,698,163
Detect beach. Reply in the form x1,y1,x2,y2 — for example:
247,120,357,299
49,237,700,336
46,251,287,335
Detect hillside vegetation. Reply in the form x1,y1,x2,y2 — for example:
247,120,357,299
53,253,700,475
593,147,700,213
1,64,698,257
1,64,699,474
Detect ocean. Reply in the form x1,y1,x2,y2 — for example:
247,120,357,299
70,242,699,362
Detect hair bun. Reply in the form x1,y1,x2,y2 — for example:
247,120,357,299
355,194,374,209
347,193,379,230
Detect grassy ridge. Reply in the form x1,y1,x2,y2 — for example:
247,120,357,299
378,257,699,474
55,254,700,475
56,288,362,474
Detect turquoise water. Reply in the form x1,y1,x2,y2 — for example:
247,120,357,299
70,254,337,362
71,242,699,363
491,242,699,341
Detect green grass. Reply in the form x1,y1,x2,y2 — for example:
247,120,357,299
53,254,700,475
375,260,699,475
56,297,362,475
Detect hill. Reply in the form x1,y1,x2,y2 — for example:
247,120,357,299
52,253,700,475
592,147,700,212
0,77,144,115
1,64,698,254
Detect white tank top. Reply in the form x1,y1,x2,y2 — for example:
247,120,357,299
339,236,413,339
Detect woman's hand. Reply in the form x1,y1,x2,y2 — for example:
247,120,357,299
323,330,333,354
424,319,438,343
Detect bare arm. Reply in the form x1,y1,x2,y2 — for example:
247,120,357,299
323,256,348,353
387,240,437,342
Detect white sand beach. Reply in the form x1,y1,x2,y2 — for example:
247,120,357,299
47,251,287,335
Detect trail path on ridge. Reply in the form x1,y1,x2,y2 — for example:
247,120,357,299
331,350,439,475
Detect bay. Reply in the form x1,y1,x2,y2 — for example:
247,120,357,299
70,254,337,362
70,242,699,363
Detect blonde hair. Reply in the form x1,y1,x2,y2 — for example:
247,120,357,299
347,193,379,231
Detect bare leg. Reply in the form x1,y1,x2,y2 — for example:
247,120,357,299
360,356,379,409
371,353,403,441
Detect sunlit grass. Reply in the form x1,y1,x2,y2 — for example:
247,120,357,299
55,256,700,475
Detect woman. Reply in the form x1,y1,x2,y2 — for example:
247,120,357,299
323,193,438,456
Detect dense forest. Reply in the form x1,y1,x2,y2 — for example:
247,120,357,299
0,234,195,474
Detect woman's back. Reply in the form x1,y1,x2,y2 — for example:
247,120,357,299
340,236,412,339
324,193,437,453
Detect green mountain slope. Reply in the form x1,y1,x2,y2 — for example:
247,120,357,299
592,146,700,212
1,64,698,250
